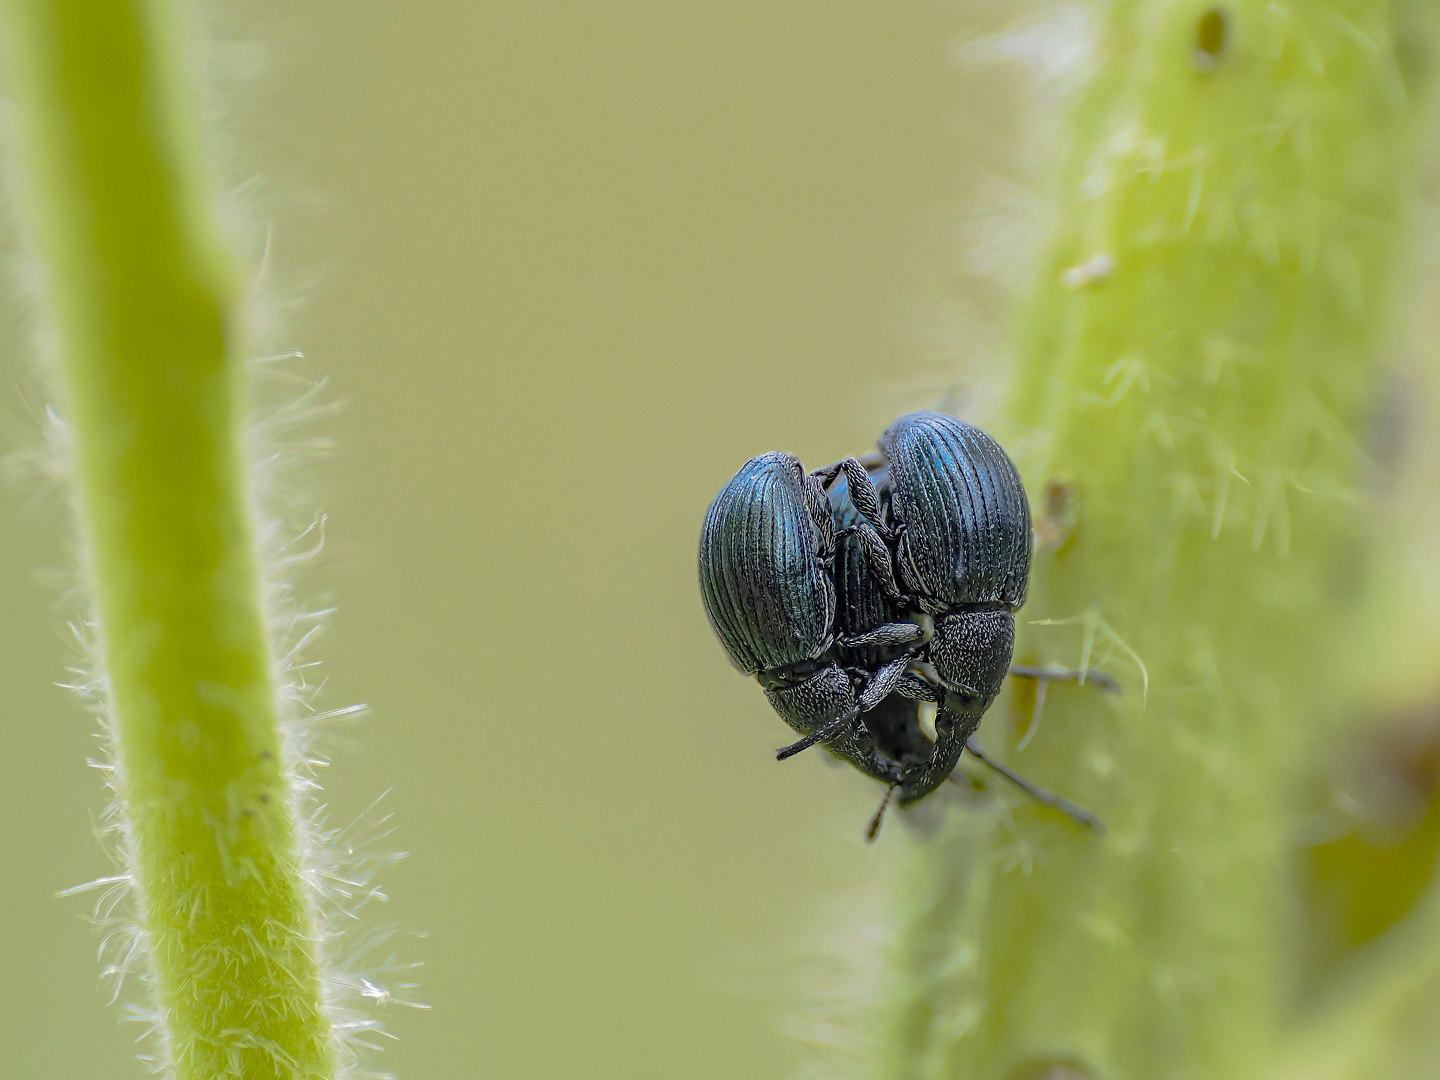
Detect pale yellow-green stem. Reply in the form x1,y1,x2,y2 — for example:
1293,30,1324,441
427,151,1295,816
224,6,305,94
871,2,1440,1078
0,2,333,1077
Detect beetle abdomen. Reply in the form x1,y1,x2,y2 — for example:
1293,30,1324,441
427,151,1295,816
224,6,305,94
698,452,835,674
881,411,1031,608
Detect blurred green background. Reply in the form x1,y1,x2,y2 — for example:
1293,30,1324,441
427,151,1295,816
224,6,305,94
0,2,1002,1075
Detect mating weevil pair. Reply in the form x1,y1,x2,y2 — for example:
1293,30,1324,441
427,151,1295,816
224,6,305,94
698,411,1106,838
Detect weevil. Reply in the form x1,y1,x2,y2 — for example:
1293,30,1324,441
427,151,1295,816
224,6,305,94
875,410,1036,803
697,451,927,782
826,448,1103,836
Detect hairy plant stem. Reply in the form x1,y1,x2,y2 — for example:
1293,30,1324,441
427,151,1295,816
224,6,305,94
873,2,1440,1078
0,2,333,1077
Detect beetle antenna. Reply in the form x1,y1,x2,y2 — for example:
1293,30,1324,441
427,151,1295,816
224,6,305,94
866,783,898,842
962,737,1104,832
776,706,859,760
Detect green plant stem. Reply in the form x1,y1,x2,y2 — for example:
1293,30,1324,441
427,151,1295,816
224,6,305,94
0,2,332,1077
873,2,1439,1078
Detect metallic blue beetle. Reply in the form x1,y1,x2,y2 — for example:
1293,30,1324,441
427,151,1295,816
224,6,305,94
827,428,1100,833
875,410,1032,802
698,451,926,778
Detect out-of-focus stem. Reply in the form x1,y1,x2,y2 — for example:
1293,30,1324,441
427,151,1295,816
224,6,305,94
0,2,333,1077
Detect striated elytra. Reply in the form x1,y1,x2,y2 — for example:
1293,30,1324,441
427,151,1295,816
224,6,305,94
698,452,834,676
883,411,1031,612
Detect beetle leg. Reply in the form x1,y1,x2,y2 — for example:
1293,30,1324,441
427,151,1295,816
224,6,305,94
831,457,892,535
856,653,920,711
816,456,907,598
851,520,907,602
911,592,947,617
839,620,927,651
892,673,942,701
811,456,890,525
961,737,1103,832
777,653,915,761
809,458,845,487
776,704,860,760
764,667,904,784
814,449,886,482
